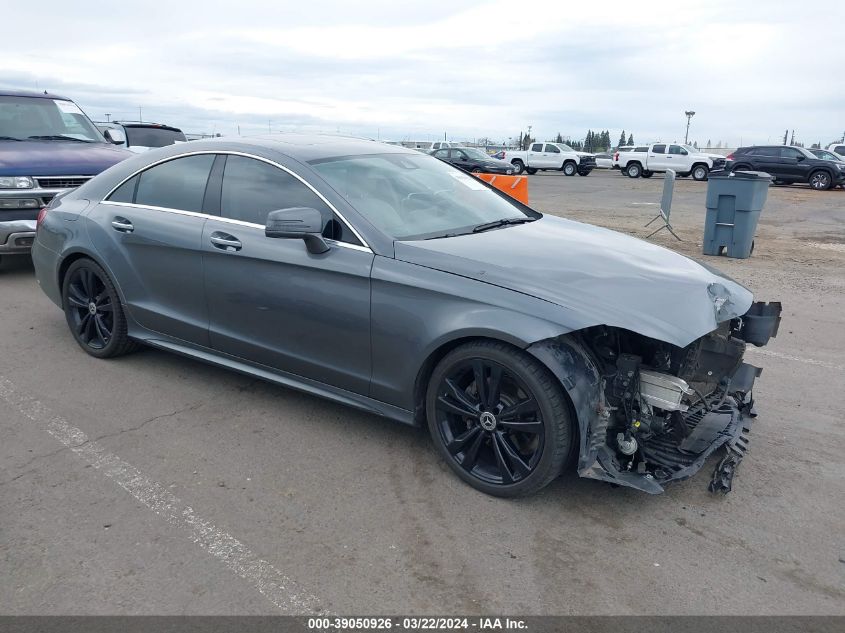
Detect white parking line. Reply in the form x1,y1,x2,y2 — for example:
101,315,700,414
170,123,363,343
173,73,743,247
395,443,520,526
745,348,844,372
0,376,321,614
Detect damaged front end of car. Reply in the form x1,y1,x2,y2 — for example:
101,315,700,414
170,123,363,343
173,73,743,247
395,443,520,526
529,301,782,494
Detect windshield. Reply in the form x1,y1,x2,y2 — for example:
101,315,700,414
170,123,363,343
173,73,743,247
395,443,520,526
125,126,187,148
311,153,532,240
461,148,493,160
0,96,104,142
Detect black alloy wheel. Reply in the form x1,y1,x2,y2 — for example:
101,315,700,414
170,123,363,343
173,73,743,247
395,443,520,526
62,259,137,358
426,341,572,497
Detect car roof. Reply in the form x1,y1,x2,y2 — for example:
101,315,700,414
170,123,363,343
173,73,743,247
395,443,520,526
183,133,417,162
0,89,71,100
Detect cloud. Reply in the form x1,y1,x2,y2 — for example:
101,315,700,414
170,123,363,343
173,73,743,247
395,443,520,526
0,0,841,146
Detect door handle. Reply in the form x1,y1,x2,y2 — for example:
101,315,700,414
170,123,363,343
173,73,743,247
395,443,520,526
111,218,134,233
210,232,242,251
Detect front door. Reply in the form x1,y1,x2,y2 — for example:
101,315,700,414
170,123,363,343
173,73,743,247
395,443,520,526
202,154,374,394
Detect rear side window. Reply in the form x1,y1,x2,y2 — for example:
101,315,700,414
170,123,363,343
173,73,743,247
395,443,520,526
134,155,215,212
531,144,543,152
108,175,139,203
634,146,648,152
833,145,845,155
780,147,802,159
125,126,187,148
651,144,666,154
751,147,779,157
433,149,448,159
220,155,360,245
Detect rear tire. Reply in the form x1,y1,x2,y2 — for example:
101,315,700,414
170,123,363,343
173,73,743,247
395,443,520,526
62,258,138,358
471,167,482,173
562,162,577,176
426,340,573,497
626,163,642,178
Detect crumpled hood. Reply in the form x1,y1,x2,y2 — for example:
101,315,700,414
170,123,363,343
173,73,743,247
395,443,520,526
0,140,131,176
395,215,753,347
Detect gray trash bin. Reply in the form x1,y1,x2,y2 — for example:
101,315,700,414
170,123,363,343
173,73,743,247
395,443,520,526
703,170,771,258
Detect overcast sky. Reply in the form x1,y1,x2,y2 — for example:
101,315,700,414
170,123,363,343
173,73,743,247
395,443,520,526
2,0,842,147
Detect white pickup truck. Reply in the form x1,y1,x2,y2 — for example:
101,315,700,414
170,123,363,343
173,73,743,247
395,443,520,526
615,143,726,180
501,142,597,176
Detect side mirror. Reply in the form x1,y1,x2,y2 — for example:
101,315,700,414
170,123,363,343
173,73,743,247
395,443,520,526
265,207,330,254
103,128,126,145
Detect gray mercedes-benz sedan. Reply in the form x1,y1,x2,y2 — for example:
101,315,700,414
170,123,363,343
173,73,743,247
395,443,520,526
32,134,781,496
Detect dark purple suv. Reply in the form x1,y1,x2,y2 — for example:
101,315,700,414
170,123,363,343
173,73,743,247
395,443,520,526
0,90,131,260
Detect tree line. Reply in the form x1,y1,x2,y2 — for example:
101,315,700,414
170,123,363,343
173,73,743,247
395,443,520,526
517,129,635,152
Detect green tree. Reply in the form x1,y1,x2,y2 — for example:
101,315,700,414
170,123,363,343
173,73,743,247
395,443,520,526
618,130,627,148
555,132,564,143
627,133,634,145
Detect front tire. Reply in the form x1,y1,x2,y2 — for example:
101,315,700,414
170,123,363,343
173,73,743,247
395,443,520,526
641,170,653,178
692,164,709,181
426,340,573,497
62,258,137,358
809,170,832,190
525,167,538,175
562,162,577,176
511,160,525,175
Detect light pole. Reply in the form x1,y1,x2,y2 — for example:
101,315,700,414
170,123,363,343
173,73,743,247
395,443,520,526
684,110,695,144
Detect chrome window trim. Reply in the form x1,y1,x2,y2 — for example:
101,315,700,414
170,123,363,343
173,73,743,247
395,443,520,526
101,149,371,251
100,200,373,253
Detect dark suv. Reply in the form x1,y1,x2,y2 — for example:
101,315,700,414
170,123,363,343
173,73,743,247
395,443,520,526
726,145,845,190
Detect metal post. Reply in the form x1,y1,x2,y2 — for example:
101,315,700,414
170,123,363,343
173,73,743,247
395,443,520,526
684,111,695,144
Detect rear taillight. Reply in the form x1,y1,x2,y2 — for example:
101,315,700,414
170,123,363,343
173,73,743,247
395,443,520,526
36,207,48,230
725,153,734,160
614,152,619,161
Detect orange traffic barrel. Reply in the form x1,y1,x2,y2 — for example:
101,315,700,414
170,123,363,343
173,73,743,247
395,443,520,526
473,173,529,205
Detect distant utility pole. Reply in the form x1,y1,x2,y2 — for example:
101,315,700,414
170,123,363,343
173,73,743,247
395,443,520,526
684,110,695,144
790,130,795,145
105,113,111,122
138,106,142,122
783,129,789,145
268,120,272,134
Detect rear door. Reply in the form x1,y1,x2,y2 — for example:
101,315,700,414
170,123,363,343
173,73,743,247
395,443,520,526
202,154,374,394
647,144,668,171
92,153,216,345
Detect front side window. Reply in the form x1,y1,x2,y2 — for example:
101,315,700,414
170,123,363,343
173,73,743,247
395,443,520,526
651,144,666,154
834,146,845,155
668,145,687,155
134,154,215,212
220,155,359,244
544,144,560,153
311,153,532,241
433,149,449,159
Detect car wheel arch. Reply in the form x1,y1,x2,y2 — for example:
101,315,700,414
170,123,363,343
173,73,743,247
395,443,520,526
411,327,574,427
58,249,129,308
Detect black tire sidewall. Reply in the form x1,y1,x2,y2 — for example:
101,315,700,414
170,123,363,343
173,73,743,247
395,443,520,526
425,342,572,497
62,259,127,358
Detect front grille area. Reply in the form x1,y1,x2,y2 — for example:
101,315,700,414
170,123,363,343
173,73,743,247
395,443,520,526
36,176,91,189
